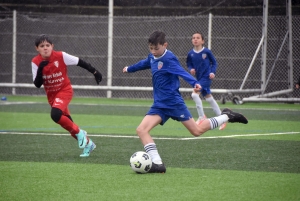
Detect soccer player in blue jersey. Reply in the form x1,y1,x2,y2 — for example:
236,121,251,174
186,32,226,130
123,30,248,173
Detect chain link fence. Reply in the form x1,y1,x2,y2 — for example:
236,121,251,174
0,11,299,101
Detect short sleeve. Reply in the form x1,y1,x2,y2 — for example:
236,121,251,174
62,52,79,66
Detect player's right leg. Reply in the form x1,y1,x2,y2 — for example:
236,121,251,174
191,92,206,124
136,114,166,173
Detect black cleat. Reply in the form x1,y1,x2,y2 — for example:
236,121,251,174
221,108,248,124
148,162,166,173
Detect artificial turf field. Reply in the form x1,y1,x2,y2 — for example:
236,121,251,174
0,95,300,201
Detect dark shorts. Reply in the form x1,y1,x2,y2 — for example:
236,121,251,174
146,105,193,125
199,79,212,97
200,86,211,97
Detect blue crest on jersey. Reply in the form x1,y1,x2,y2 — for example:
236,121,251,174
158,61,163,69
202,53,207,59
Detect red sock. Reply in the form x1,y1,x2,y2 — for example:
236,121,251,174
70,133,77,140
57,115,80,139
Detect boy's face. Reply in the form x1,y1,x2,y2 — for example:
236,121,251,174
149,43,167,57
192,33,204,47
35,40,53,59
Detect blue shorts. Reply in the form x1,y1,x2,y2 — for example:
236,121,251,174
199,79,212,97
200,86,211,97
146,105,193,125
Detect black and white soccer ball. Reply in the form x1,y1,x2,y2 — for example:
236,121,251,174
130,151,152,174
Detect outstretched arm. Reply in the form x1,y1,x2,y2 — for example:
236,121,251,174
62,52,102,84
77,59,102,84
123,57,151,73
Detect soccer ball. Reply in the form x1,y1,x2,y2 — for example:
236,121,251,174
130,151,152,174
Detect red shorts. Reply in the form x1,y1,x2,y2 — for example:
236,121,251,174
49,90,73,116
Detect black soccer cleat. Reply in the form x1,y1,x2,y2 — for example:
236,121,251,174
148,162,166,173
221,108,248,124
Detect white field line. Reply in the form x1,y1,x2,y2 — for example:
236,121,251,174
0,131,299,140
0,101,43,105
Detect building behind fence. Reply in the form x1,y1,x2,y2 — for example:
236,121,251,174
0,11,299,101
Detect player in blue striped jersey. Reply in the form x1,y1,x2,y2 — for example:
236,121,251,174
123,30,248,173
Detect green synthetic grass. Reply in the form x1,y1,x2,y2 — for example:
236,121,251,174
1,134,300,172
0,95,300,201
0,134,300,200
1,161,299,201
1,112,300,138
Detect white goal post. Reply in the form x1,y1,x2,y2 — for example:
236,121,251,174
241,0,298,103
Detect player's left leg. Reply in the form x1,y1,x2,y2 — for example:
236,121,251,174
180,104,228,137
182,108,247,137
221,108,248,124
182,115,229,136
205,94,221,115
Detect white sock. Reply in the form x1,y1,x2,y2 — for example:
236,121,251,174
208,115,229,129
144,143,162,164
206,96,221,116
191,93,205,118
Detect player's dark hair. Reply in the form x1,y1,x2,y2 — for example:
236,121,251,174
35,34,53,47
194,32,204,40
148,30,166,46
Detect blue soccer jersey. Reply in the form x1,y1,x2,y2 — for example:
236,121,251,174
186,47,217,84
127,49,199,109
